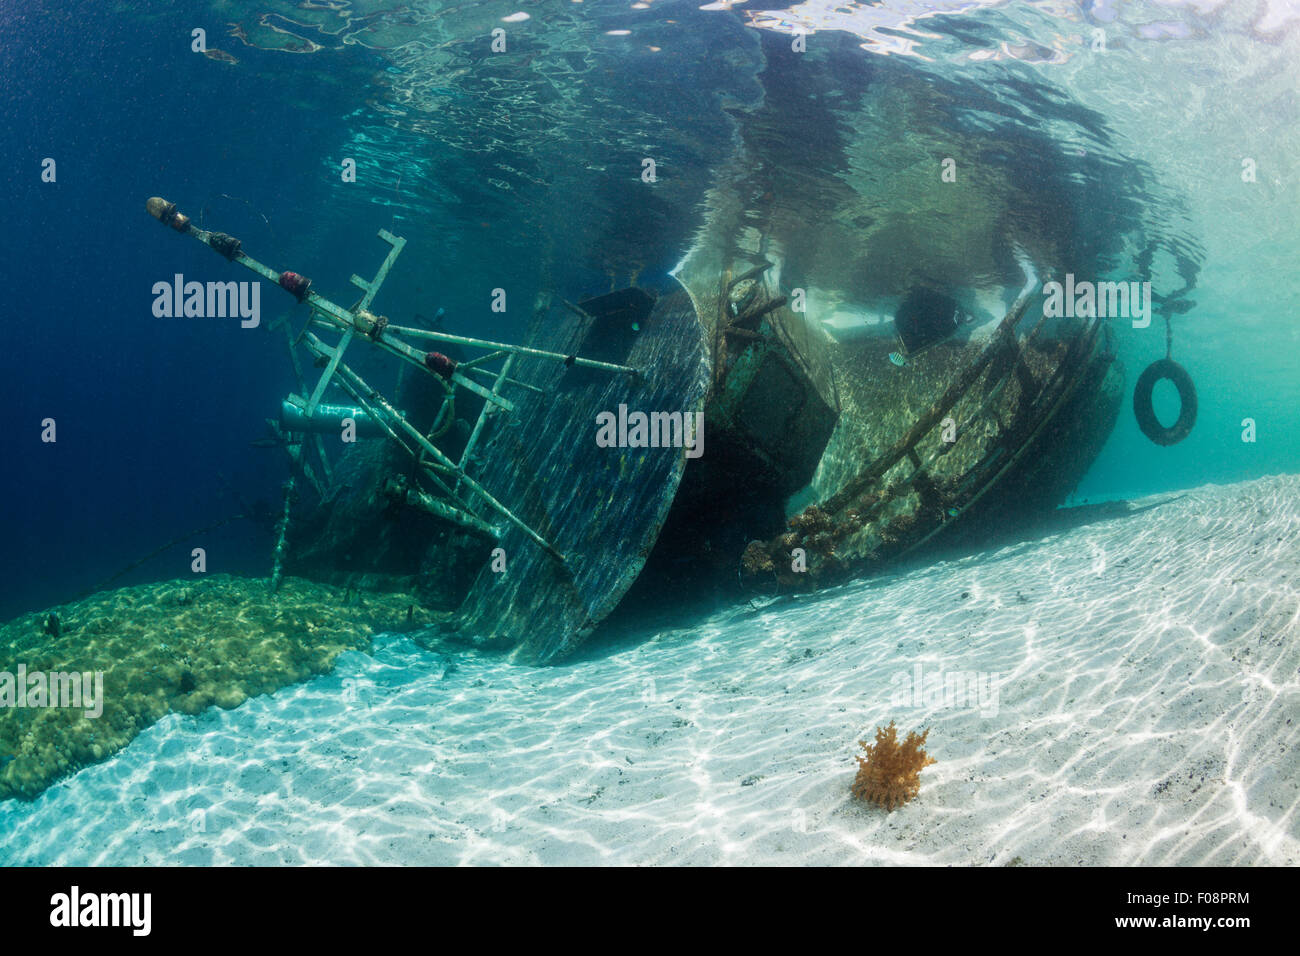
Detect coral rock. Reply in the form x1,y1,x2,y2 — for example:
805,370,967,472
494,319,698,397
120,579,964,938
741,540,775,574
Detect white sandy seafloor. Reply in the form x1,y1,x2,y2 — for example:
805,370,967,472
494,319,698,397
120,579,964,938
2,475,1298,866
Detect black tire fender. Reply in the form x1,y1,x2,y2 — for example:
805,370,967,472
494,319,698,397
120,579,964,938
1133,358,1197,446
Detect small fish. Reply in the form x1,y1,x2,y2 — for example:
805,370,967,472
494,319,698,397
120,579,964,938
889,351,907,367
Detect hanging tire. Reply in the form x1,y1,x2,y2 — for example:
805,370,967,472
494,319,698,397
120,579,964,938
1133,358,1196,446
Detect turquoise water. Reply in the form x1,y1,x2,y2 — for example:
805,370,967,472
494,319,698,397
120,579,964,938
5,2,1297,610
2,0,1298,864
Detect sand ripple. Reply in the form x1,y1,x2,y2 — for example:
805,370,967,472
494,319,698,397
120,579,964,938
2,475,1297,865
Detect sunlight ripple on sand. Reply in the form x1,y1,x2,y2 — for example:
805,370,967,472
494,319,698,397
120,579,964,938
1,475,1297,865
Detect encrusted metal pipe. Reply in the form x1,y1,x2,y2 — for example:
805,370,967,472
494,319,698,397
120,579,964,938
269,475,295,594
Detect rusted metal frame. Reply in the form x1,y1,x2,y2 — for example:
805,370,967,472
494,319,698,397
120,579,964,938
880,308,1067,520
390,479,499,540
272,314,335,488
305,326,355,416
171,216,500,413
822,293,1054,545
456,354,515,499
299,341,487,533
323,365,419,462
458,349,510,370
414,377,457,474
150,203,559,551
723,327,767,343
831,313,1088,568
304,314,515,413
269,474,295,593
929,316,1105,529
841,349,1016,536
382,323,636,378
939,306,1055,459
347,228,406,313
457,359,544,395
907,447,946,515
302,332,565,564
898,317,1106,558
282,439,326,501
558,298,593,322
416,463,484,524
725,260,773,295
730,294,789,332
823,286,1038,517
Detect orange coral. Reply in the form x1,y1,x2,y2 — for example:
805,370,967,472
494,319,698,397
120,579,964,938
851,720,936,811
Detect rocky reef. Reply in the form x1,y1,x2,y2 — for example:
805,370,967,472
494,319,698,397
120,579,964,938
0,575,437,800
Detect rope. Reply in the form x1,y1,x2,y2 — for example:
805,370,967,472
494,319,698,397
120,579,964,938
75,513,249,600
199,193,273,239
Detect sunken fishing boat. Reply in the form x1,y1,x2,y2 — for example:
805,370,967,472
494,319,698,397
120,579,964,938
146,190,1135,664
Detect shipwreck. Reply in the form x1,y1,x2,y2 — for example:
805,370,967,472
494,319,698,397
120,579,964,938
146,191,1126,663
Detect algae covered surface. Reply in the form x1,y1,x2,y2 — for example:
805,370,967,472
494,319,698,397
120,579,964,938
0,575,437,801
